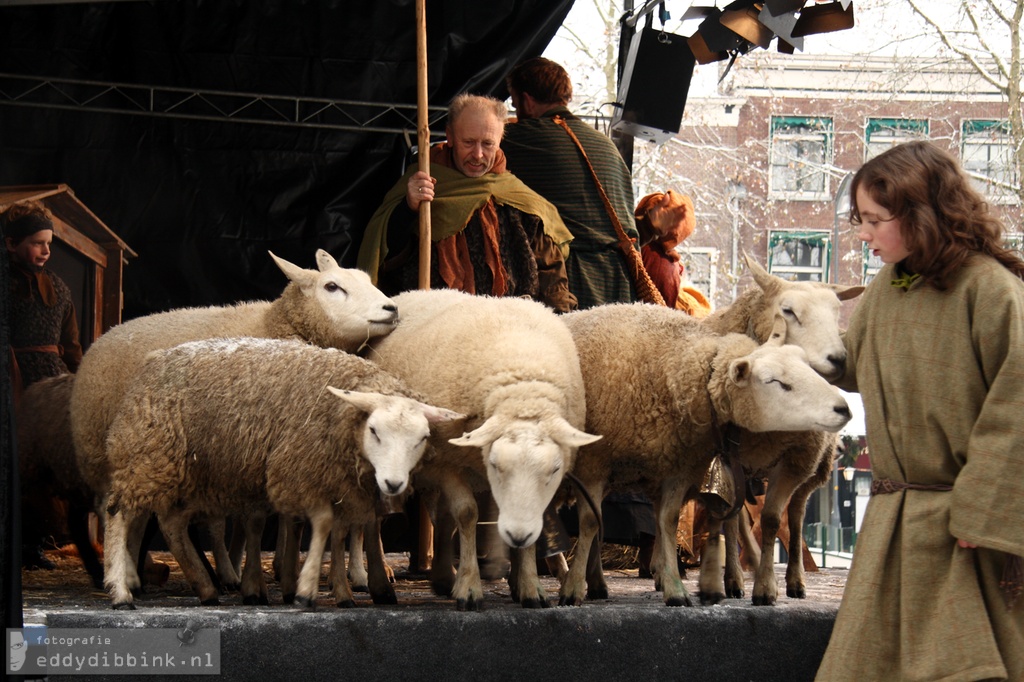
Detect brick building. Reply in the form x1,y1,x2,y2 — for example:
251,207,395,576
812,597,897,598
658,52,1021,313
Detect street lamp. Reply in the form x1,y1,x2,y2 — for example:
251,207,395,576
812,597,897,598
727,180,748,299
832,172,853,283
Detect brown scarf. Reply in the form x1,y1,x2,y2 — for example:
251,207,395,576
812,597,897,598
429,143,508,296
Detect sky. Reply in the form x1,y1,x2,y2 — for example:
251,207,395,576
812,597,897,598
541,0,987,101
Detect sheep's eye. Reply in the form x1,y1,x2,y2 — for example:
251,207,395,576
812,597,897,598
549,463,562,478
770,379,793,392
369,426,381,442
781,306,799,323
324,281,347,295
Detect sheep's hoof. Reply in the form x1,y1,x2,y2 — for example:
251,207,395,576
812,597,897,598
786,585,806,599
370,590,397,605
520,596,550,609
282,592,296,604
725,584,745,599
558,594,583,607
336,599,357,609
111,601,136,611
200,597,220,607
455,595,483,611
698,590,723,606
586,585,609,600
295,595,316,611
752,594,777,606
666,593,694,607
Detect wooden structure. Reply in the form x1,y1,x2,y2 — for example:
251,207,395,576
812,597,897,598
1,184,136,345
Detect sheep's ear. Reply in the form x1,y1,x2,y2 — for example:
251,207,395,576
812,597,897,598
315,249,340,273
830,283,865,301
729,358,753,386
549,417,603,448
766,313,787,346
419,402,466,425
328,387,385,414
449,415,504,448
269,250,316,289
744,253,780,294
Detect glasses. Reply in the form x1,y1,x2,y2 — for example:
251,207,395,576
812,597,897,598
850,214,897,227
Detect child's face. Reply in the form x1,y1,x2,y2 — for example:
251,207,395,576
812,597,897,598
6,229,53,268
854,186,910,264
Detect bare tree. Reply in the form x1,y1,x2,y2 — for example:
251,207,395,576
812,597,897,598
907,0,1023,204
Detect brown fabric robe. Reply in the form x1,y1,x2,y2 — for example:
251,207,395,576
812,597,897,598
817,256,1024,682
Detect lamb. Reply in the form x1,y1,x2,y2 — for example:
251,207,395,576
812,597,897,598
69,249,399,589
695,254,863,606
365,288,601,611
103,337,464,609
559,303,851,607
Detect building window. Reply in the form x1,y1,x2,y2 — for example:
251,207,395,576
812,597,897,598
962,120,1017,203
862,244,883,285
1006,233,1023,258
769,116,833,200
676,246,717,305
767,230,831,281
865,118,929,161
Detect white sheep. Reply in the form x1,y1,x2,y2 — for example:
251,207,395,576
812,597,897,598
103,337,463,609
70,249,399,590
559,303,851,607
695,255,863,606
703,254,863,380
366,288,601,611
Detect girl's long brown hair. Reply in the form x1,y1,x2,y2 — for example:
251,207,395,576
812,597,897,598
849,140,1024,289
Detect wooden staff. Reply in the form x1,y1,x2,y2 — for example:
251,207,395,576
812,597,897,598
414,0,434,572
416,0,431,291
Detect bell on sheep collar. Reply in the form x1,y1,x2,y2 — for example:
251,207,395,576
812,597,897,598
698,454,736,518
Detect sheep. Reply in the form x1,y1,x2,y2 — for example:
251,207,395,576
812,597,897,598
103,337,464,609
697,430,837,606
365,288,601,611
694,254,863,606
559,303,851,607
16,374,103,587
702,254,863,380
69,249,399,591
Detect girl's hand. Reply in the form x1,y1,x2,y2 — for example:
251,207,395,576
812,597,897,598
957,538,978,549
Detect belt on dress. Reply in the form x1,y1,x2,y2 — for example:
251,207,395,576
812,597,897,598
872,477,1021,610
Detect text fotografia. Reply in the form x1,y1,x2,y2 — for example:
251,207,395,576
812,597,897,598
8,626,221,676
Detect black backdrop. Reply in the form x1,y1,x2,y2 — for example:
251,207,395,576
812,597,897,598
0,0,574,318
0,0,574,632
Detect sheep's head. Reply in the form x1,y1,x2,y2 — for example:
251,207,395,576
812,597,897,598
330,388,465,497
720,337,852,434
449,415,601,549
270,249,401,345
745,253,863,380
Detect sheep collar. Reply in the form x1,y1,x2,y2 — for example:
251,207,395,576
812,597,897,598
703,382,745,522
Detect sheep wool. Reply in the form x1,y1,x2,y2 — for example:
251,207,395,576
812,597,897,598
103,337,461,608
367,288,600,610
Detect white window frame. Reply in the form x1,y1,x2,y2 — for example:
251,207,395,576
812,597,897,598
675,246,717,307
862,245,883,285
767,230,831,282
961,119,1018,205
769,116,833,201
864,118,929,162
